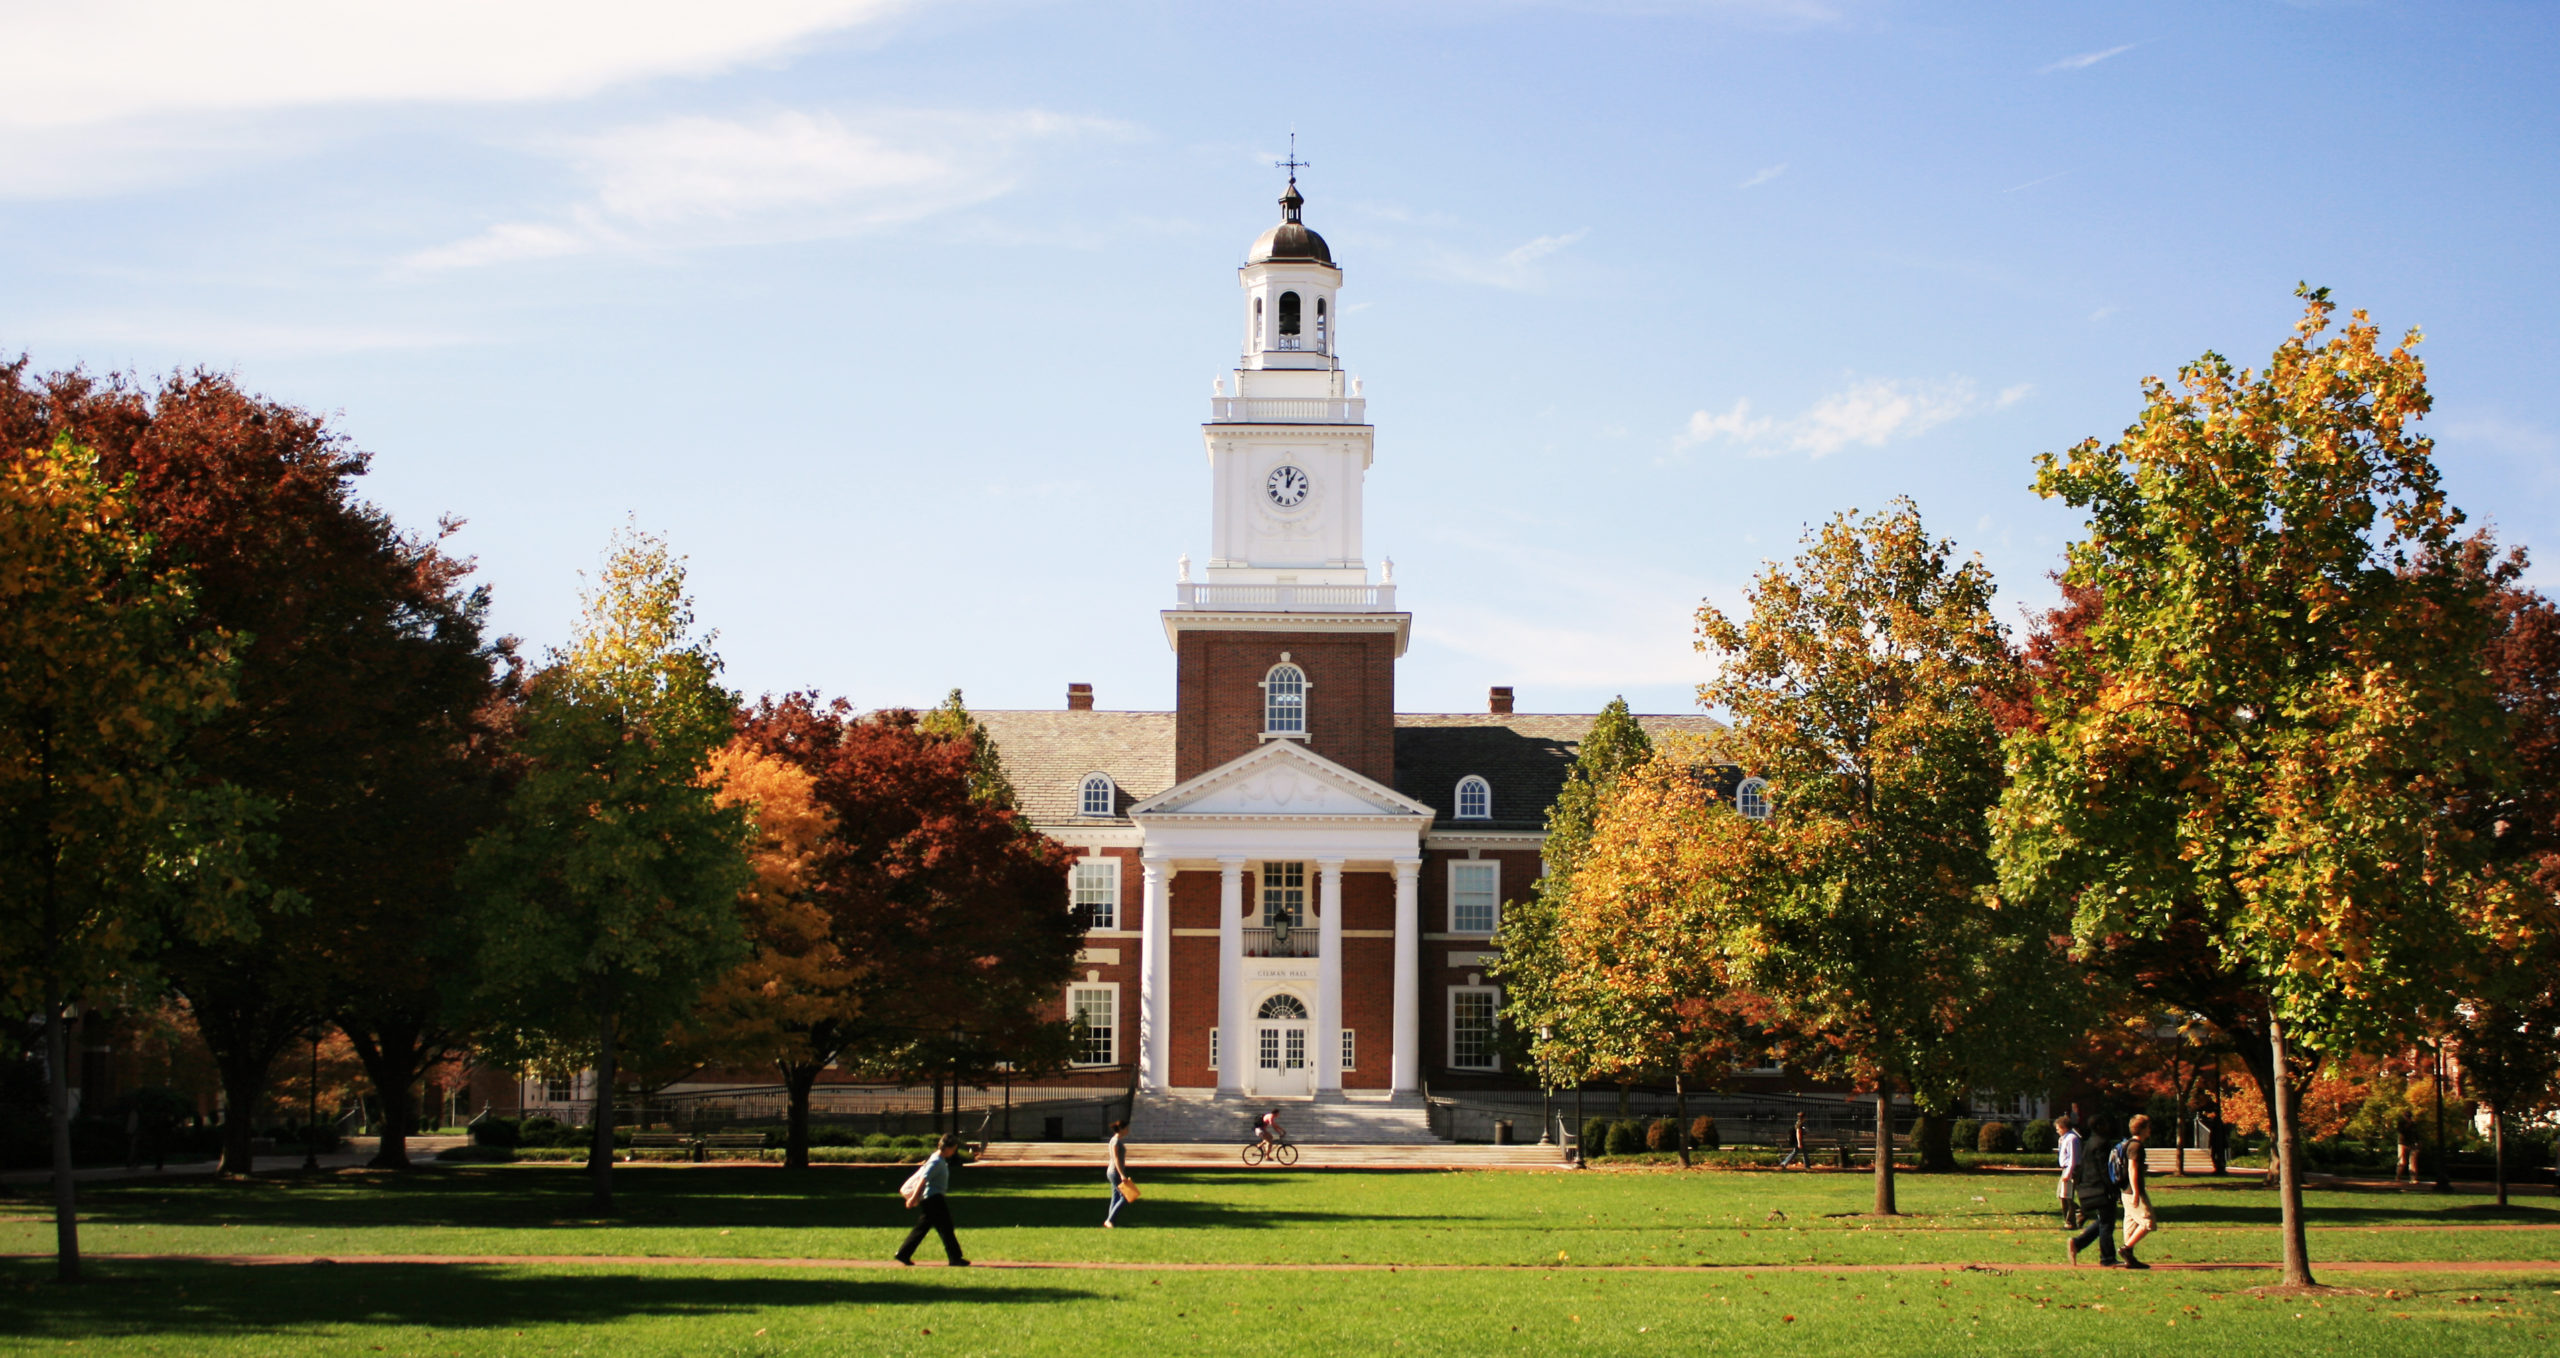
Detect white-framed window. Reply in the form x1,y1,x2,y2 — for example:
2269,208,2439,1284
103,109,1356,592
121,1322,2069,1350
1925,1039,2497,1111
1449,987,1500,1071
1079,772,1116,818
1449,860,1500,934
1341,1028,1357,1071
1261,860,1307,929
543,1077,576,1103
1455,775,1491,820
1262,662,1307,735
1737,776,1770,821
1069,984,1118,1066
1071,858,1119,930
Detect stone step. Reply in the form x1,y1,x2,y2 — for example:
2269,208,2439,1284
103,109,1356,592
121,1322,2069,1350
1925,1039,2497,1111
1134,1092,1441,1145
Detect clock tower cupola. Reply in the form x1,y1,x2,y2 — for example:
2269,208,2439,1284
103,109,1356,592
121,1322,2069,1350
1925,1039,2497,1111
1197,172,1374,587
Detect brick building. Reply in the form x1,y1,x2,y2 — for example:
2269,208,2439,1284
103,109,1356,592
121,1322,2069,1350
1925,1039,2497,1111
972,178,1733,1127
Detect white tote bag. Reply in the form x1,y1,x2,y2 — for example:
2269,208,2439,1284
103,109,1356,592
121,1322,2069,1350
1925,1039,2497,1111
899,1164,930,1209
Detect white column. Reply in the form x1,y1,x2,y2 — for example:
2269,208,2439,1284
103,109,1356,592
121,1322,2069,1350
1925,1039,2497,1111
1391,856,1422,1095
1139,856,1172,1093
1217,857,1246,1095
1315,858,1345,1096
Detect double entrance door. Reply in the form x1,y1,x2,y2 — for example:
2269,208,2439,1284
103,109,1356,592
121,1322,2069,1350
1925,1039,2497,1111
1253,992,1312,1096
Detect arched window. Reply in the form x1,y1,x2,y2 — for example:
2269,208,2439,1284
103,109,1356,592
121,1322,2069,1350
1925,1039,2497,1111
1278,291,1301,335
1079,773,1116,818
1737,777,1771,821
1455,775,1491,820
1315,297,1328,351
1263,662,1307,735
1252,296,1263,352
1256,993,1309,1021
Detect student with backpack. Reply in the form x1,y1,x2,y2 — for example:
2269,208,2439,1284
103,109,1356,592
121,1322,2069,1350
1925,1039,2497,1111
2066,1119,2121,1268
2119,1114,2156,1269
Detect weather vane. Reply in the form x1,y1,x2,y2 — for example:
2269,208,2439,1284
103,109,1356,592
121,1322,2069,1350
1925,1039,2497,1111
1276,131,1309,184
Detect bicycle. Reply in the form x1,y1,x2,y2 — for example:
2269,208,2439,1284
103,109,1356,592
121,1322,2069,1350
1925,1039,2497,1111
1241,1135,1298,1167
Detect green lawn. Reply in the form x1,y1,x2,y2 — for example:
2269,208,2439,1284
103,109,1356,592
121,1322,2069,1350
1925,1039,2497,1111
1,1165,2552,1355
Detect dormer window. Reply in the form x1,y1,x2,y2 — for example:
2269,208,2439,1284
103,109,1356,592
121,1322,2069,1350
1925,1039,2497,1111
1079,773,1117,818
1737,777,1770,821
1262,661,1307,736
1455,775,1491,820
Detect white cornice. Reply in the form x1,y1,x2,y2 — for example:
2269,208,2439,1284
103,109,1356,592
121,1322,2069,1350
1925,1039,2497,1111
1161,610,1410,656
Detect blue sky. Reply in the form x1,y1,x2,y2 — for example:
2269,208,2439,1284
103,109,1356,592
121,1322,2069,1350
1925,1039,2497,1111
6,0,2555,717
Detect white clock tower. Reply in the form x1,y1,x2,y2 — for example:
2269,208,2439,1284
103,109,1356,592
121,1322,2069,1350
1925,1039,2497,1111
1198,175,1375,589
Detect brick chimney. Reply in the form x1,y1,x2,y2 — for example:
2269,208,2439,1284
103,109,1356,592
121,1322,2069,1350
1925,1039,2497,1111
1488,686,1515,715
1066,683,1094,712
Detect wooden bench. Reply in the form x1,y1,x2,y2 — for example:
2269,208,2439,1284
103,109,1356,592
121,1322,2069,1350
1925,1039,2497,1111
697,1133,768,1162
626,1132,693,1162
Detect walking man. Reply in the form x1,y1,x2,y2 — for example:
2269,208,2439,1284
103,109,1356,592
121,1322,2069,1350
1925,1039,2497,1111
2066,1118,2121,1268
895,1133,976,1267
2120,1114,2157,1269
1777,1113,1808,1169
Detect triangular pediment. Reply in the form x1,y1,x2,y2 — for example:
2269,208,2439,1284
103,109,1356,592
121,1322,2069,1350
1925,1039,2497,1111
1130,740,1433,820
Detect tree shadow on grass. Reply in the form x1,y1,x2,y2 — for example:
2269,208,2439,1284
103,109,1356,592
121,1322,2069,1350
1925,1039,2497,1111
0,1259,1094,1341
14,1167,1488,1241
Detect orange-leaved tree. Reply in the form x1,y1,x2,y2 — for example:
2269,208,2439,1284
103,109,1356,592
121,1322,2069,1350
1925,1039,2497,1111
1993,289,2524,1286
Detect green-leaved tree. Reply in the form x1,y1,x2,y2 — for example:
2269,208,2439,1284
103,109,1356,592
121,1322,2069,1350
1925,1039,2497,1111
464,525,751,1212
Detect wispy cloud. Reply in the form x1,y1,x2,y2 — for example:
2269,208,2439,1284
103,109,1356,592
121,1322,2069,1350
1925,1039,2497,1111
2005,170,2068,194
1738,163,1788,190
1428,228,1590,291
2041,43,2136,74
0,1,908,129
1674,377,2029,459
33,311,477,357
399,108,1114,271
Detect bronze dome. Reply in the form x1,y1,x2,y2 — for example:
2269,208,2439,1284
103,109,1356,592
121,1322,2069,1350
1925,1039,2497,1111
1248,180,1334,265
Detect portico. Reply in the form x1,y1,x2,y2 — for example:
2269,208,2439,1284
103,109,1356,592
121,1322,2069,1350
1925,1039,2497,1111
1130,739,1431,1098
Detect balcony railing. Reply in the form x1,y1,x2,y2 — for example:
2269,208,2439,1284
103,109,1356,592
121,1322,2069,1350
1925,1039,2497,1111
1208,396,1366,424
1174,582,1397,612
1243,926,1318,959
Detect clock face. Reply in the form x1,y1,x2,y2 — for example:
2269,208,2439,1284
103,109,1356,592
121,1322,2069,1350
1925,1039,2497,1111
1265,464,1311,509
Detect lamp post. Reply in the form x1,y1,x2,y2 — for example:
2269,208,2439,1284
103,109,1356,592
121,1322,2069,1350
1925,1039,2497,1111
949,1027,966,1141
1537,1026,1553,1145
302,1023,325,1172
2431,1037,2452,1194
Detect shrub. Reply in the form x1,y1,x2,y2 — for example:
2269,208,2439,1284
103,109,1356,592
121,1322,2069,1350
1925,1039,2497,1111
1689,1115,1720,1150
2020,1119,2056,1154
1581,1118,1612,1154
1977,1120,2019,1153
892,1135,931,1150
469,1118,521,1148
862,1133,896,1149
1950,1119,1981,1154
522,1116,561,1135
1645,1119,1681,1153
1606,1121,1646,1156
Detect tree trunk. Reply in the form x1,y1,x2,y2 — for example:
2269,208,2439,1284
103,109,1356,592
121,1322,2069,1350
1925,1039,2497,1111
590,1012,617,1213
1914,1110,1955,1173
1617,1082,1630,1119
43,995,80,1284
1674,1075,1691,1170
1873,1078,1898,1216
2491,1109,2507,1210
212,1039,289,1176
782,1062,820,1171
2268,1009,2315,1288
344,1020,437,1170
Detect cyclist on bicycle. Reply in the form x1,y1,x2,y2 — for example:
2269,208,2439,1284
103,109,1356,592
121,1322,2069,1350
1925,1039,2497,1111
1255,1109,1285,1148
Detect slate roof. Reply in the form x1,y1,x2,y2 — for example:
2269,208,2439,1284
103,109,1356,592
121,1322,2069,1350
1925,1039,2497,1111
973,710,1177,825
1393,714,1728,832
977,707,1725,834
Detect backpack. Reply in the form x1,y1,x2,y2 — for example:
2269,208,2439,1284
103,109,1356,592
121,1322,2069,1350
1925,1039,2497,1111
2073,1138,2113,1194
2106,1139,2132,1191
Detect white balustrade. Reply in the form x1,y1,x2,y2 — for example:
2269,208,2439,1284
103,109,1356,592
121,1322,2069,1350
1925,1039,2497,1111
1173,582,1397,612
1207,397,1367,424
